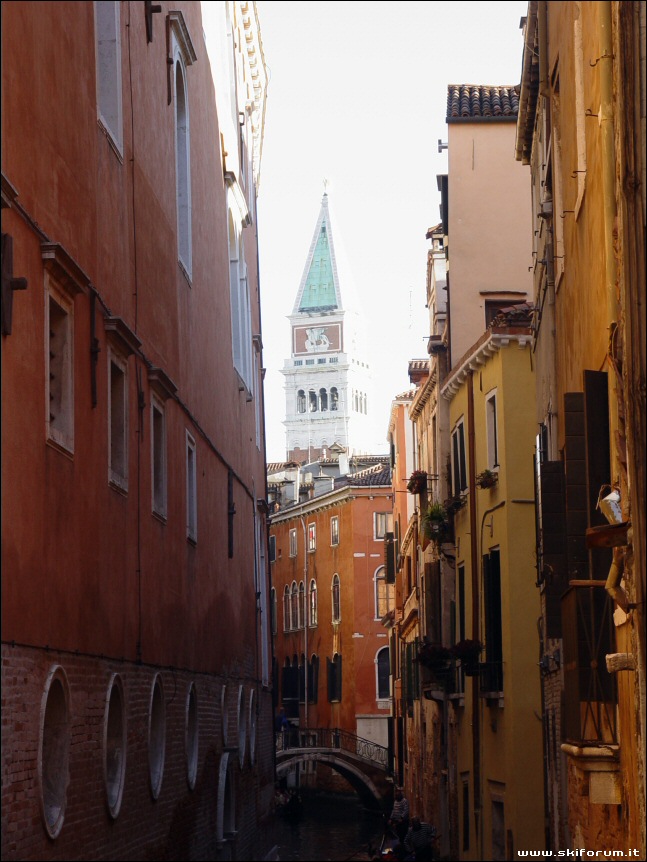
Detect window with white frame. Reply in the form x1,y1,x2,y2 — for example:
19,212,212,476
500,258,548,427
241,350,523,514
174,59,191,277
46,289,74,452
298,581,306,629
289,528,297,558
374,566,394,619
374,511,393,540
108,349,128,490
309,579,318,626
308,523,316,553
290,582,298,631
376,647,390,701
282,586,290,632
151,397,167,518
186,431,197,542
331,574,341,623
228,206,253,393
95,1,123,154
486,391,499,469
451,419,467,495
330,516,339,546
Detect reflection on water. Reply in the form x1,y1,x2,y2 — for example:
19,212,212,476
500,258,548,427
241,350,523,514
272,792,384,861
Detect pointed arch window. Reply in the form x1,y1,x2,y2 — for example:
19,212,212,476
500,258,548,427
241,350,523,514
309,579,318,626
376,647,390,700
309,389,317,412
298,581,306,629
330,388,339,411
228,207,253,393
297,389,306,414
290,582,298,631
282,585,290,632
331,574,341,623
319,388,328,411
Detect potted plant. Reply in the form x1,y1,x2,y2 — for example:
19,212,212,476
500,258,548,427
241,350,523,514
445,493,467,515
451,639,482,675
407,469,428,494
415,641,453,678
476,469,498,489
421,502,450,543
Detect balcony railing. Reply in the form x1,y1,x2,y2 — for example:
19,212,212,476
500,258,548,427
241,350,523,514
275,727,389,771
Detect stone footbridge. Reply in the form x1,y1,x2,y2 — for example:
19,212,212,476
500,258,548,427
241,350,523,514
275,727,393,809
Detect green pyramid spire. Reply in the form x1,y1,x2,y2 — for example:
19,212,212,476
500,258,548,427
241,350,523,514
298,222,338,311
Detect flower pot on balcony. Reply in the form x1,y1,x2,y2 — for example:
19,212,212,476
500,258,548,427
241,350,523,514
475,470,498,490
407,471,428,494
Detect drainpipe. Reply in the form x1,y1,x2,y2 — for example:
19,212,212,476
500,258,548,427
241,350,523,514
300,516,309,731
598,2,620,473
467,371,481,851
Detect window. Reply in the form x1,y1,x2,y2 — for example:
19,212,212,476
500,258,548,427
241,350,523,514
95,1,123,153
327,653,342,702
270,588,277,635
374,511,393,540
237,685,247,768
108,350,128,490
376,647,390,700
486,392,499,469
47,291,74,452
174,59,191,276
482,550,503,693
319,388,328,411
185,683,198,790
451,420,467,494
268,535,276,563
297,389,306,414
290,582,298,631
39,666,71,838
308,655,319,704
148,675,166,800
282,586,290,632
462,776,470,851
330,387,339,410
298,581,306,629
104,674,126,818
331,574,341,623
309,389,317,412
307,523,316,552
330,516,339,546
289,528,297,557
151,397,167,518
309,579,318,626
375,566,394,619
228,208,253,392
186,431,197,542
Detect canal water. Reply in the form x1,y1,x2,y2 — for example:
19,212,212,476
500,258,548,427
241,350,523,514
271,791,385,861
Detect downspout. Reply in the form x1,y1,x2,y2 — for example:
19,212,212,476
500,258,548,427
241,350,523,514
300,516,309,730
467,371,481,851
598,3,624,605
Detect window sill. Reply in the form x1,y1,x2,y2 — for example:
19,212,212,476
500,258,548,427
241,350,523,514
109,474,128,495
152,509,167,525
187,534,197,547
178,259,192,287
97,118,124,163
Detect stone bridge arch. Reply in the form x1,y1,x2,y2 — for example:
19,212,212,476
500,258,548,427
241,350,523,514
276,750,390,810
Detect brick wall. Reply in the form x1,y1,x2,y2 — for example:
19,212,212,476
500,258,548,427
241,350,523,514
1,644,275,861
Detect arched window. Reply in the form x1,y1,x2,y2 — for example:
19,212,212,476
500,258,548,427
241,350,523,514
297,389,306,414
309,389,317,412
331,574,341,623
283,585,290,632
290,581,298,631
309,579,318,626
330,387,339,411
376,647,390,700
228,208,252,392
270,587,277,635
298,581,306,629
175,59,191,276
308,654,320,704
319,388,328,411
327,652,342,702
374,566,395,619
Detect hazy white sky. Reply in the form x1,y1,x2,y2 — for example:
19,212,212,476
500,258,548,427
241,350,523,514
253,1,529,462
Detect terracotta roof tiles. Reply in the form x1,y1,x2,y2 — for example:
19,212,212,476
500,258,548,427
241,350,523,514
447,84,519,121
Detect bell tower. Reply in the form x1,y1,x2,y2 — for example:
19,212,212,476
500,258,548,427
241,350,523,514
281,193,373,463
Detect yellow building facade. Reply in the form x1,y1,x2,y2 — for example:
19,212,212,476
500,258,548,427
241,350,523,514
443,310,544,859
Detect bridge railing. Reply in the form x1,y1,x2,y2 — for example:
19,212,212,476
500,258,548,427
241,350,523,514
275,727,389,770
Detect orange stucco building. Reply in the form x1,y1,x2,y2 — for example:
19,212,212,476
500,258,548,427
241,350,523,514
1,3,274,859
